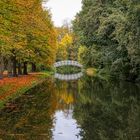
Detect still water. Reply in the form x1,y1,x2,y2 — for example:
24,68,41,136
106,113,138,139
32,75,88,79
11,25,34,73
0,74,140,140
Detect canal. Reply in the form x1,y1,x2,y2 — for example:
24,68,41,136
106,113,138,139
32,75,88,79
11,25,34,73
0,74,140,140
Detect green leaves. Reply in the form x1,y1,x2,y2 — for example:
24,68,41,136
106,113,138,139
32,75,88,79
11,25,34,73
73,0,140,82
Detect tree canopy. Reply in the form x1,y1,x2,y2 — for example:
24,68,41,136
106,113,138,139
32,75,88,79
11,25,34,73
0,0,57,78
73,0,140,82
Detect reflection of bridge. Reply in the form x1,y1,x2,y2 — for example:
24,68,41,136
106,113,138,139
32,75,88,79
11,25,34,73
54,60,83,68
54,72,83,81
54,60,83,81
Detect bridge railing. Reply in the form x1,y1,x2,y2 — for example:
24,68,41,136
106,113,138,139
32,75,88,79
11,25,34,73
54,60,83,68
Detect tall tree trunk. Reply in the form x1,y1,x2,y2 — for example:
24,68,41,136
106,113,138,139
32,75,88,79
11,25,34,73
0,55,4,79
23,62,28,75
31,63,36,72
18,62,22,75
7,58,13,77
12,56,17,77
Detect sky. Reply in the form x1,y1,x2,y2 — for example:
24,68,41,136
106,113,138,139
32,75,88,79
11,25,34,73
43,0,82,27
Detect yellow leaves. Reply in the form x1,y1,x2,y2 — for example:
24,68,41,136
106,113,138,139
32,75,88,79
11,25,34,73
86,68,97,77
59,93,74,105
55,82,75,105
55,26,74,61
0,0,57,67
60,34,73,47
78,46,88,64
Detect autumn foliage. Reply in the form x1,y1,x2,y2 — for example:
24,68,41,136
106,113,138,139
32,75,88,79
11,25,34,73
0,74,38,101
0,0,57,78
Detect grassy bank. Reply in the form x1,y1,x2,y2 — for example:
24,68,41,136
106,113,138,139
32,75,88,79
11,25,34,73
0,71,53,109
86,68,109,81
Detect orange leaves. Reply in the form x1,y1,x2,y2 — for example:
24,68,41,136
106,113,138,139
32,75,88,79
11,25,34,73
0,74,38,100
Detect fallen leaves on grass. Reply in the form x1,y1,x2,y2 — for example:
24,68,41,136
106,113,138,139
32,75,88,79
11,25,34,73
0,74,38,101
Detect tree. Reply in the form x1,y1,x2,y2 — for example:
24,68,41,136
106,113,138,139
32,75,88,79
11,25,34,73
0,0,57,78
55,23,79,62
73,0,140,82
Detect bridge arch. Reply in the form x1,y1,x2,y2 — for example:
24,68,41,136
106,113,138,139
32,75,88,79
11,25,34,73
54,60,83,68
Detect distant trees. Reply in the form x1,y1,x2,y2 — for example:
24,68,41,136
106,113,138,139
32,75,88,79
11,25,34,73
55,24,78,61
73,0,140,82
0,0,56,78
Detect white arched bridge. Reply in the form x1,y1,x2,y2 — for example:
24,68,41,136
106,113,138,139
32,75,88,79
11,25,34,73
54,60,83,68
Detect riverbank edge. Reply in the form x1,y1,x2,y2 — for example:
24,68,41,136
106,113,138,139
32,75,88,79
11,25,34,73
0,71,53,109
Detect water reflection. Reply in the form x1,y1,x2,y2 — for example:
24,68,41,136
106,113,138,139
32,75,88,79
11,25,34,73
0,80,56,139
53,111,81,140
74,76,140,140
0,75,140,140
54,72,83,81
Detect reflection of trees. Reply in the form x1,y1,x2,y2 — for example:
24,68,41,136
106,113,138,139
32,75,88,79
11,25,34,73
0,79,57,140
74,76,140,140
55,80,79,113
0,79,79,139
0,76,139,140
